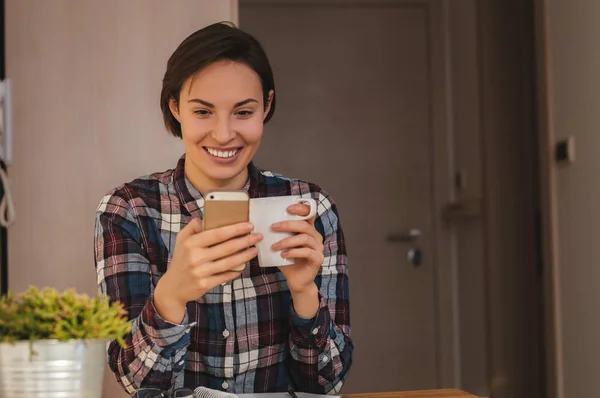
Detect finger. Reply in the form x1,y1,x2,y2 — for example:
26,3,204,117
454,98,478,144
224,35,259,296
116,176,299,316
287,204,312,217
201,270,244,292
176,218,203,241
272,233,318,251
287,204,317,226
194,221,255,247
271,219,314,235
281,247,324,265
204,246,258,275
203,232,263,261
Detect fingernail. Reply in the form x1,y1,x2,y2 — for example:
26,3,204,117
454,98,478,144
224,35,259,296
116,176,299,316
272,242,279,250
255,233,263,240
281,251,288,258
246,222,254,230
272,222,281,229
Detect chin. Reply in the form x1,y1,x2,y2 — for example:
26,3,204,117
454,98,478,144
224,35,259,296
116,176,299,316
204,161,249,181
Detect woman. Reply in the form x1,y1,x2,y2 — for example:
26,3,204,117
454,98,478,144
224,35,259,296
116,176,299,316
94,22,352,396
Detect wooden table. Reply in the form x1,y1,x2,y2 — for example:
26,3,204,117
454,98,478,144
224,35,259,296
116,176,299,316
341,389,479,398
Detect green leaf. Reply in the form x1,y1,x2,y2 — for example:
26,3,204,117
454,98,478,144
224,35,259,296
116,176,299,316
0,287,130,347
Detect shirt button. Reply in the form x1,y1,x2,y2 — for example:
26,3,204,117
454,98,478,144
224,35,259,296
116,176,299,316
222,329,230,338
322,355,329,363
222,381,229,390
312,327,319,335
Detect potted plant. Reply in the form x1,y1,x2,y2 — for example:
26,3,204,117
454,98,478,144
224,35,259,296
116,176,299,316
0,286,130,398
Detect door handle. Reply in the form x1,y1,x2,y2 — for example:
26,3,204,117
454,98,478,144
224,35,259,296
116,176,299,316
407,248,423,266
386,228,422,243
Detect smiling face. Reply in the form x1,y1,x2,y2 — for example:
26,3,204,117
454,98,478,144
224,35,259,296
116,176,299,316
169,60,273,194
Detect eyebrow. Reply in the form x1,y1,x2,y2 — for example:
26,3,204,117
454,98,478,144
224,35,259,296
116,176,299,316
188,98,259,108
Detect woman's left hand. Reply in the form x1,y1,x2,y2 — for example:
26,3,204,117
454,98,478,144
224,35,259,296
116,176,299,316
271,203,324,296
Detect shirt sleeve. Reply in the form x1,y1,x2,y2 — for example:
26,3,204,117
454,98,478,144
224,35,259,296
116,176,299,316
287,191,353,394
94,193,191,395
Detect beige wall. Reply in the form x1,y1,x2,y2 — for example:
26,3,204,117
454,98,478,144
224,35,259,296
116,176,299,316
539,0,600,397
5,1,236,396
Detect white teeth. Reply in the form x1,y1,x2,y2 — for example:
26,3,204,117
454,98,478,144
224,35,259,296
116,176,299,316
206,148,238,158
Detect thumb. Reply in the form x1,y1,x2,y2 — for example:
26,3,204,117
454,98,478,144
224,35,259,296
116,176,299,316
177,217,203,241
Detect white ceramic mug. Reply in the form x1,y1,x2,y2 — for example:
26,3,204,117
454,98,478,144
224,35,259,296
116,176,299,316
249,195,317,267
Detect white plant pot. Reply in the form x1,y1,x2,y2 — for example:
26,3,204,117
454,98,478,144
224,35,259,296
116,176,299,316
0,339,106,398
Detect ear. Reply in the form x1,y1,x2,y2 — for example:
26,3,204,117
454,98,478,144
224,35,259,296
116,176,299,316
169,98,181,123
263,90,274,121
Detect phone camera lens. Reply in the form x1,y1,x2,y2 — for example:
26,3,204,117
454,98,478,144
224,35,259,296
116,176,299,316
209,195,214,199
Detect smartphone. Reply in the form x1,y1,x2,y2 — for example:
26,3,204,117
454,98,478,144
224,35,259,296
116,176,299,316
203,190,250,271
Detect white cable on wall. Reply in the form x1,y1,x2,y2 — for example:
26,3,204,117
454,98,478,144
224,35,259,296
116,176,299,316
0,166,15,228
0,79,15,228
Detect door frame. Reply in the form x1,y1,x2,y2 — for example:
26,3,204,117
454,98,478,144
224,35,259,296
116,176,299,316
533,0,561,397
238,0,462,389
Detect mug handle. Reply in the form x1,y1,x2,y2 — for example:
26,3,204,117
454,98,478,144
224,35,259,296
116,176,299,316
292,198,317,220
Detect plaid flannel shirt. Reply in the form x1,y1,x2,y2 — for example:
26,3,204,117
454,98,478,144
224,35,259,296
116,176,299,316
94,156,352,396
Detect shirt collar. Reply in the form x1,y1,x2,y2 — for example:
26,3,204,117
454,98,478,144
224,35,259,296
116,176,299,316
173,154,261,217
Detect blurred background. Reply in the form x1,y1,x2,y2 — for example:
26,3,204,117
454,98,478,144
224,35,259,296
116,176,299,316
0,0,593,397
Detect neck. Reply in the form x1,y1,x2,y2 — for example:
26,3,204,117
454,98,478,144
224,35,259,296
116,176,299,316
184,161,249,196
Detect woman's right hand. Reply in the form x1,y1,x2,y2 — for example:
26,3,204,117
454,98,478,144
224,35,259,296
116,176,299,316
153,218,262,323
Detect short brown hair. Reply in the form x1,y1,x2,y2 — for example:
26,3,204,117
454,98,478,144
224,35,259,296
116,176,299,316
160,22,276,138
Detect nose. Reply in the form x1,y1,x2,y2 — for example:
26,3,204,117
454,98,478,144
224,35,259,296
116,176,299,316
210,115,235,144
